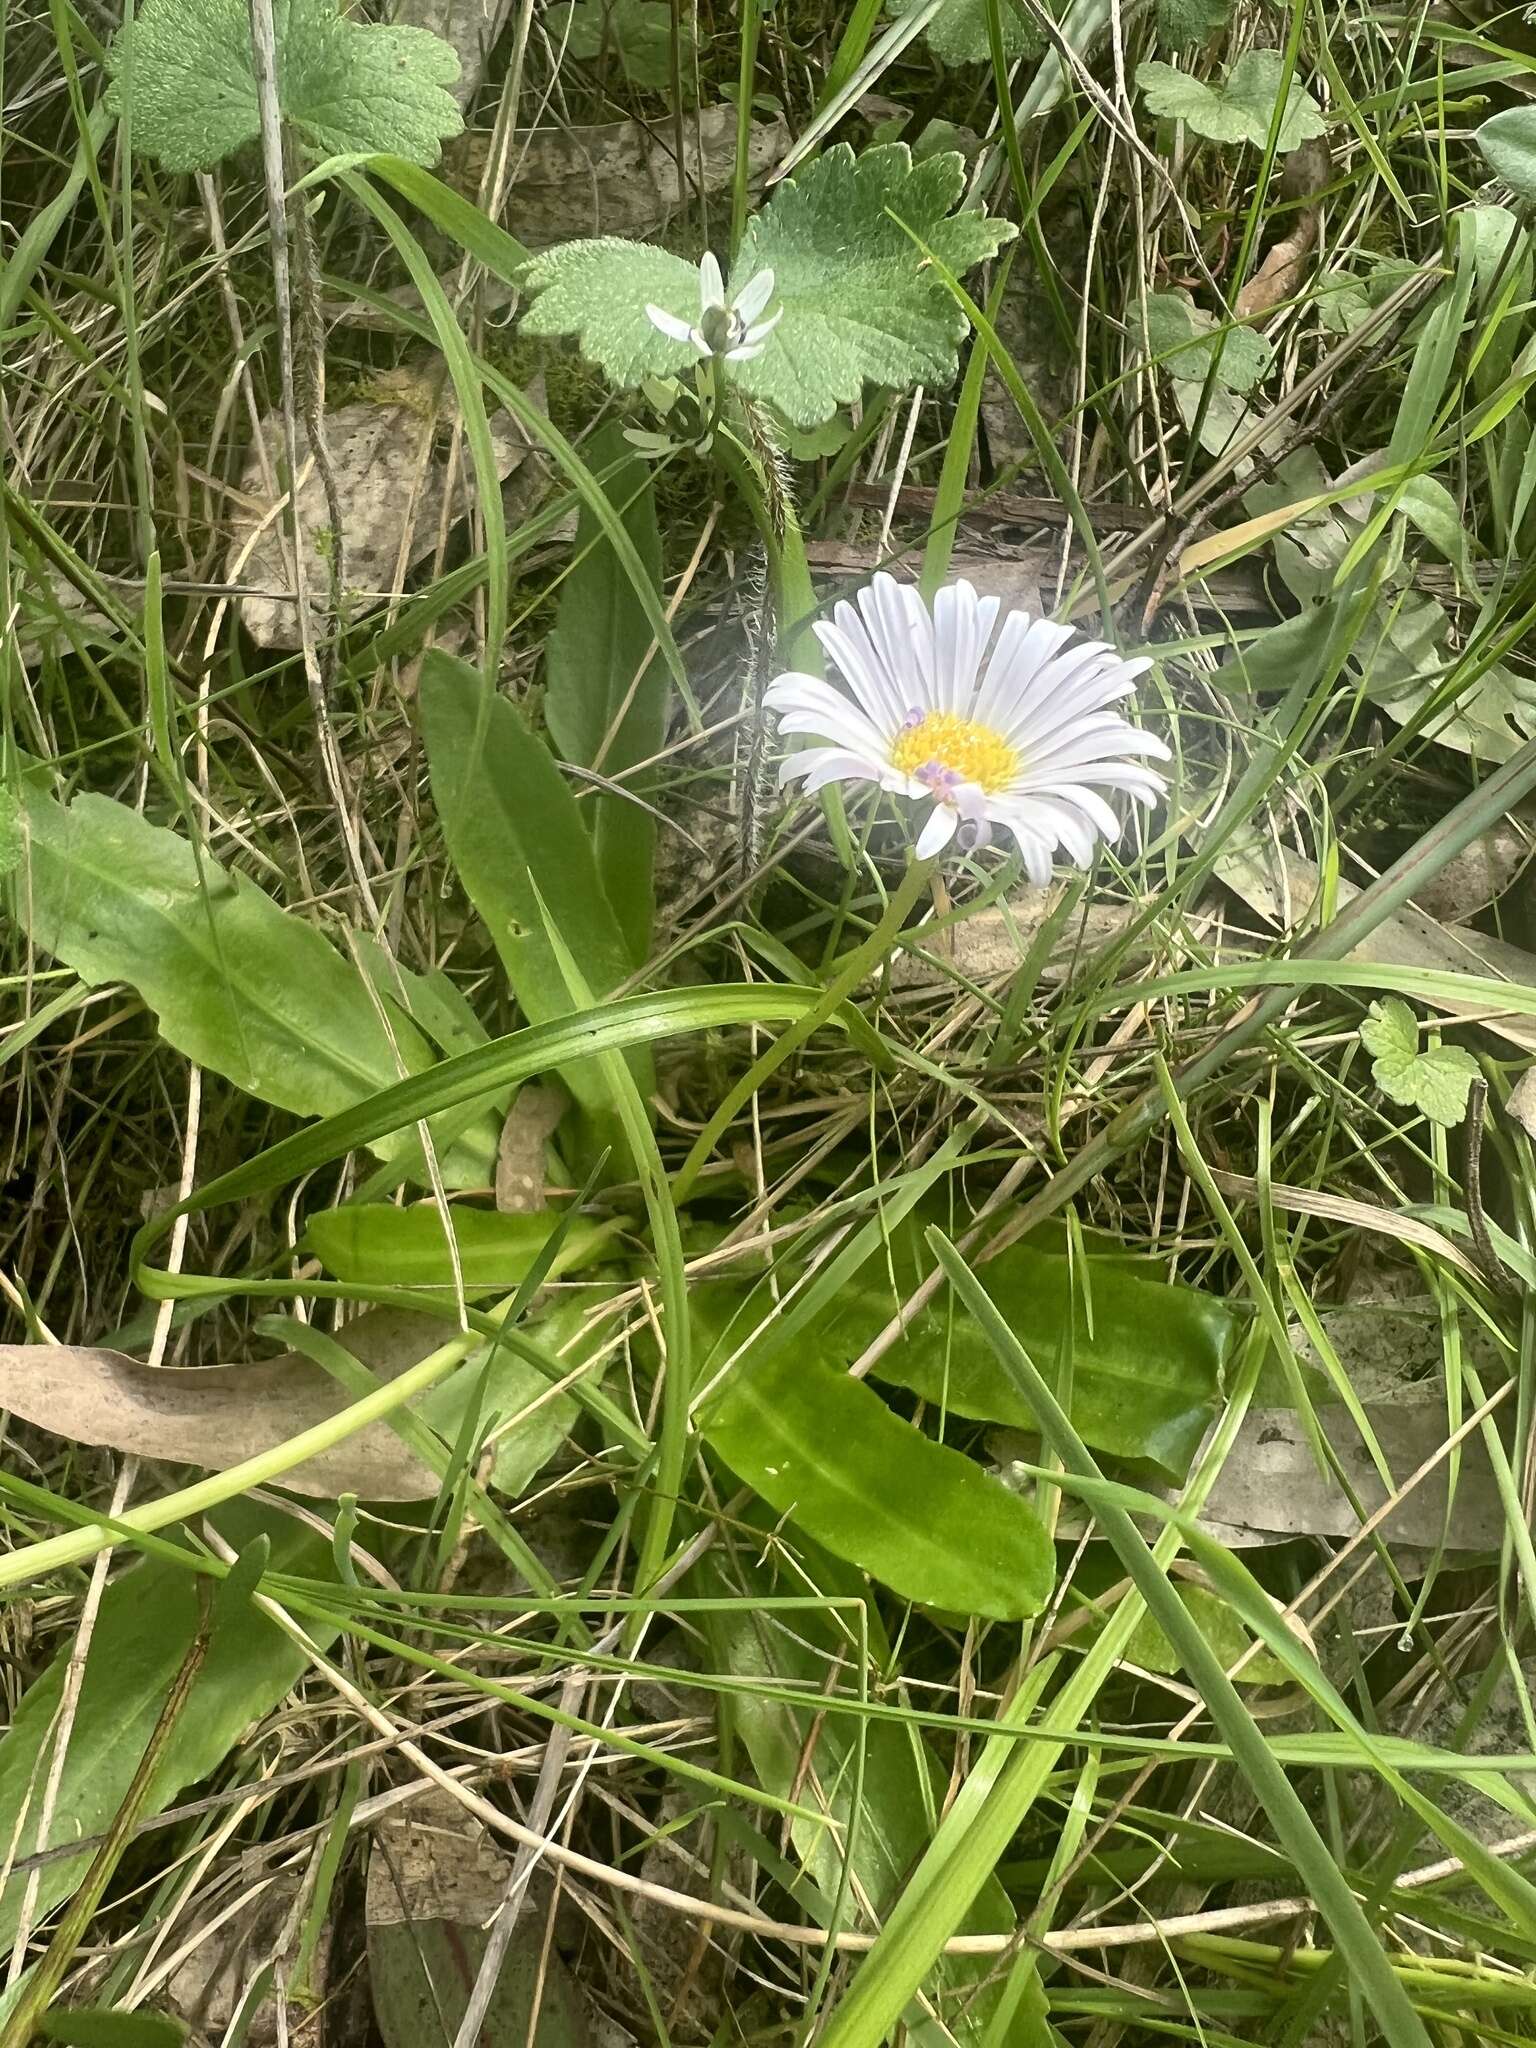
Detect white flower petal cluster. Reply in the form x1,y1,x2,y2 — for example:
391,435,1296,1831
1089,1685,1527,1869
764,575,1170,879
646,252,783,363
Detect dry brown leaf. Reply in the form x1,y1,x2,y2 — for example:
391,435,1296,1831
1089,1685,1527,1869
889,886,1151,990
1235,139,1330,318
1217,837,1536,1054
999,1393,1507,1551
228,362,541,650
462,106,788,245
0,1309,453,1499
392,0,514,106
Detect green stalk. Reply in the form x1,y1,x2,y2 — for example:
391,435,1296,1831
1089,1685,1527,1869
671,857,934,1203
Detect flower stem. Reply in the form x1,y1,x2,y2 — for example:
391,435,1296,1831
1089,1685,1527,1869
672,856,936,1203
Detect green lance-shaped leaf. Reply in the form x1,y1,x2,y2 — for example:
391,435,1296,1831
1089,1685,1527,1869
702,1347,1054,1620
544,419,668,965
418,649,649,1165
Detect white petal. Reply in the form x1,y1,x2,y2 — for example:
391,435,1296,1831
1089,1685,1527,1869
816,611,909,729
732,267,776,326
932,580,998,715
742,302,785,347
698,251,725,312
915,803,960,858
725,340,767,361
646,304,697,345
997,793,1100,865
778,745,885,795
973,612,1077,727
859,573,934,707
1000,819,1054,886
765,674,887,744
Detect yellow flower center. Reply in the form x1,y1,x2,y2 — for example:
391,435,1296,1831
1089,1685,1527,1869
889,711,1019,795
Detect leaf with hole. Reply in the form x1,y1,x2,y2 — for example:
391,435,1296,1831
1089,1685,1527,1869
1360,998,1479,1126
702,1346,1054,1619
1136,50,1327,151
105,0,463,171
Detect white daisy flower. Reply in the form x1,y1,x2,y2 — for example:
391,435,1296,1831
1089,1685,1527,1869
763,574,1171,880
645,252,784,363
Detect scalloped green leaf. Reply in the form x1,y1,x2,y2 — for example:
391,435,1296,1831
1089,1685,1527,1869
105,0,463,172
518,145,1016,428
517,238,706,388
731,144,1016,425
900,0,1044,67
1360,998,1479,1127
1136,50,1327,152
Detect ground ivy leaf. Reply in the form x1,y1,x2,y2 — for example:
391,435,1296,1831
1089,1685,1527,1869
1477,108,1536,201
1136,50,1327,152
1154,0,1234,49
1143,290,1272,391
902,0,1044,68
1360,998,1479,1126
547,0,695,92
106,0,463,173
731,143,1016,426
517,239,706,387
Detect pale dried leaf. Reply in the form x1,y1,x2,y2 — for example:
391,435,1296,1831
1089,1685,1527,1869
1506,1066,1536,1138
468,105,787,244
229,362,539,650
889,887,1149,990
1235,137,1329,317
1217,837,1536,1054
391,0,515,105
0,1309,453,1499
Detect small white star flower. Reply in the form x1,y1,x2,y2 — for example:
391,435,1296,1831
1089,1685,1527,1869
764,574,1171,880
646,252,784,363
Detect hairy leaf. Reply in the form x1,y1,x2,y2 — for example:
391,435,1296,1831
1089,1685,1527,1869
1360,998,1479,1126
1154,0,1233,48
904,0,1044,67
732,144,1016,425
106,0,463,171
1136,50,1327,152
520,145,1015,426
